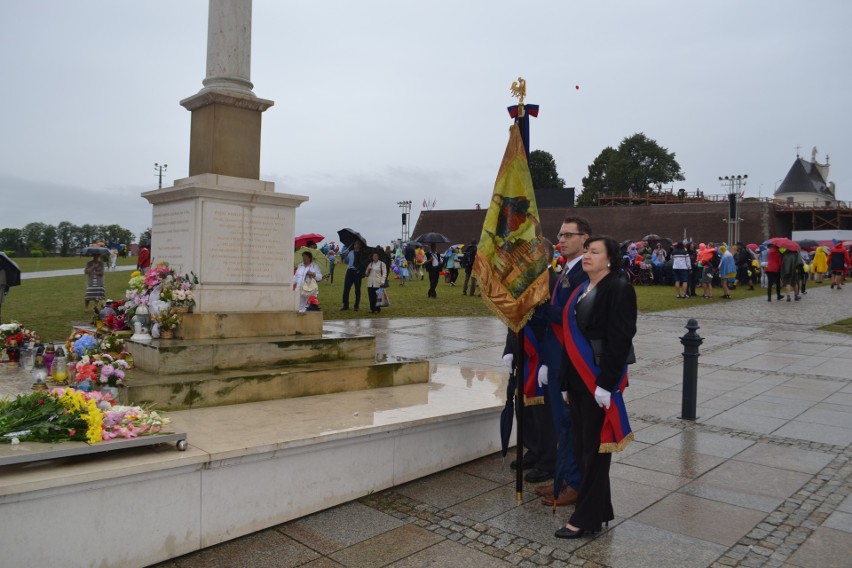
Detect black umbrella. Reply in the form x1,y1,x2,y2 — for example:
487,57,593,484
499,370,517,457
81,246,111,256
413,232,450,244
0,252,21,288
641,233,662,242
0,252,21,320
337,228,368,248
796,239,820,248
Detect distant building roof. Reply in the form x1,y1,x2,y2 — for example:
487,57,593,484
774,157,832,197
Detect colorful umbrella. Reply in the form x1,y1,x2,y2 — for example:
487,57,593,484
746,243,759,251
413,232,450,244
294,247,330,275
81,246,111,256
294,233,324,248
768,237,800,252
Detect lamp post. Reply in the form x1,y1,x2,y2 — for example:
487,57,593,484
154,163,168,189
397,200,412,242
718,174,747,245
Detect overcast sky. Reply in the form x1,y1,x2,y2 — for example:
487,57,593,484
2,0,850,247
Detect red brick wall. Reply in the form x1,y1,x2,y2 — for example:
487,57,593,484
412,202,778,249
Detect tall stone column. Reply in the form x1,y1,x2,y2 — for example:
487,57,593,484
202,0,255,97
180,0,273,180
143,0,310,321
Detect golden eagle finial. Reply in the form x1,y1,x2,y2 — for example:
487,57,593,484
510,77,526,117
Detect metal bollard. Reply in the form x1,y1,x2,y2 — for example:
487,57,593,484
680,318,703,420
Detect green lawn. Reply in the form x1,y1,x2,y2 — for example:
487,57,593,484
1,269,841,341
820,318,852,335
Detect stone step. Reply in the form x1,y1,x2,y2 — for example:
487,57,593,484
126,331,376,375
125,356,429,410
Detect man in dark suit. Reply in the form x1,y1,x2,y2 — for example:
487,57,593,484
425,243,442,298
527,216,592,504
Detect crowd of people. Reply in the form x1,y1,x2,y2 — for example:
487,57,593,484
296,238,482,312
619,238,850,300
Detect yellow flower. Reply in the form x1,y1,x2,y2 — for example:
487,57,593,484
82,398,103,444
130,270,142,278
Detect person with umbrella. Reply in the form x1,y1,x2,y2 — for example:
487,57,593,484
780,245,803,301
84,251,106,310
424,243,443,298
341,239,368,311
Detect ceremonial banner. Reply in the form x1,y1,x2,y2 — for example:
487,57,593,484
474,123,551,332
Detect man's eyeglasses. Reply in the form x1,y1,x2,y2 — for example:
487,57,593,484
557,232,585,240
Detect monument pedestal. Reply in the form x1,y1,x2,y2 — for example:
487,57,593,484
142,173,307,313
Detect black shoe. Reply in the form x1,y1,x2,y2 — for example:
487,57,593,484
510,457,537,471
524,468,554,483
340,306,349,311
554,526,594,539
795,295,801,301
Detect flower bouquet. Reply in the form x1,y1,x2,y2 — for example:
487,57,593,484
123,263,198,319
2,321,40,351
155,310,182,339
1,388,171,445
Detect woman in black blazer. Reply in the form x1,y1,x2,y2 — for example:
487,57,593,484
555,236,637,539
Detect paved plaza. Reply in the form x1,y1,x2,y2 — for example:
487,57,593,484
135,284,852,566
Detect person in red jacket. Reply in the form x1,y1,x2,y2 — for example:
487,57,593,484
136,243,151,272
765,245,782,301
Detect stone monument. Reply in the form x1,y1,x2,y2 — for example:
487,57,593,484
128,0,428,409
142,0,306,320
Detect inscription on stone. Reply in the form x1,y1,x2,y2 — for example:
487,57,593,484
151,205,192,273
202,202,287,284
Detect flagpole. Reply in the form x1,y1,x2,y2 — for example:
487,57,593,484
515,329,525,500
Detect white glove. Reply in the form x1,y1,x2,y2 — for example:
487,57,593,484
562,391,568,402
537,365,548,388
502,354,513,370
594,386,611,409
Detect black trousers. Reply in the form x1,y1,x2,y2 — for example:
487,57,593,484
766,271,781,299
427,268,439,297
342,269,362,308
566,384,613,531
520,399,557,473
367,286,379,312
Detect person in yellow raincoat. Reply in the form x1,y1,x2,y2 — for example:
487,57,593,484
810,246,828,283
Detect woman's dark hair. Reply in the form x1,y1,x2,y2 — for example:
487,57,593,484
302,250,313,261
584,235,621,268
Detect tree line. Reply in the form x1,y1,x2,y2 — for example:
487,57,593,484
0,222,145,257
527,133,685,206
